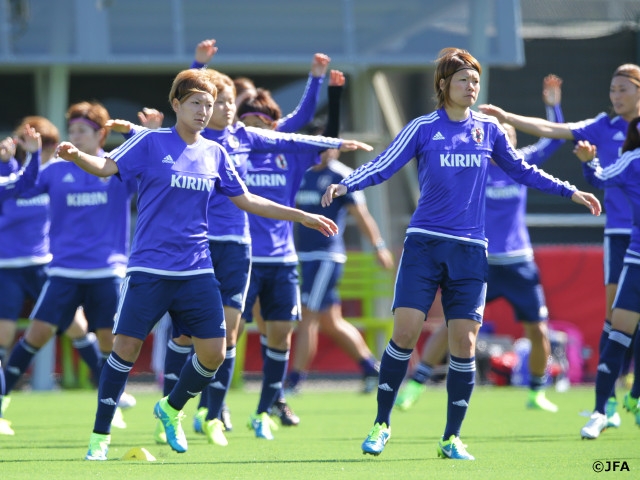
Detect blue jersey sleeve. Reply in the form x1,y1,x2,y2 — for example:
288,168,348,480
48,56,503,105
0,150,40,202
492,128,576,198
244,126,342,153
341,118,420,192
0,158,19,176
276,74,323,133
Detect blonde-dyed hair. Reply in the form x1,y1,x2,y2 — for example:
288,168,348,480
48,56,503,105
168,69,217,105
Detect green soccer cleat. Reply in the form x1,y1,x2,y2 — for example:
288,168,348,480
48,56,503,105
605,397,621,428
0,417,15,436
154,418,167,444
85,432,110,461
247,412,277,440
526,390,558,413
622,393,640,426
395,380,425,411
154,397,187,453
1,396,10,416
361,422,391,456
193,407,207,434
437,435,475,460
203,418,228,446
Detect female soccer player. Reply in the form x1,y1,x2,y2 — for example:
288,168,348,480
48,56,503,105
321,47,601,460
236,85,375,440
396,75,566,413
0,124,41,436
0,117,57,367
577,117,640,438
479,64,640,426
288,70,394,395
55,68,343,460
0,102,138,431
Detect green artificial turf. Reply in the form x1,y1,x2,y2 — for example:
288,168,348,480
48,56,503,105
0,383,637,479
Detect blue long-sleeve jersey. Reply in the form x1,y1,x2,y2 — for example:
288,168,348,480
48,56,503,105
485,104,565,262
341,108,576,248
583,147,640,259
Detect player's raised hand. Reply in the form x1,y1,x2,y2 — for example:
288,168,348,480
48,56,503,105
195,38,218,64
310,53,331,78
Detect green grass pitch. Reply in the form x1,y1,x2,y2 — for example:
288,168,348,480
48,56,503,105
0,383,637,479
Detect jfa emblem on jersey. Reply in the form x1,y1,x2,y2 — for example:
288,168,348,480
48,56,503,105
471,127,484,144
228,135,239,149
275,154,288,170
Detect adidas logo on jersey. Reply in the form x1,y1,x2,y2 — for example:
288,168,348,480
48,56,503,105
452,399,469,407
62,173,75,183
432,131,445,140
613,131,626,141
100,397,117,406
162,155,175,164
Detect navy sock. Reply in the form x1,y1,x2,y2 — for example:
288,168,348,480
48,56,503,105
168,353,217,411
4,338,38,394
163,339,192,397
360,356,379,377
529,374,547,391
595,330,632,414
599,321,616,398
443,355,476,439
374,340,412,426
72,334,102,380
632,330,640,399
206,346,236,421
286,370,306,390
257,347,288,414
0,362,5,416
411,362,434,385
93,352,133,434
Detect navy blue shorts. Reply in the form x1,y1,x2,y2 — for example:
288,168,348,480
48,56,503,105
612,264,640,313
300,260,343,312
604,234,630,285
243,264,301,323
393,234,487,323
31,276,122,332
0,265,47,319
209,240,251,311
487,261,548,322
115,272,226,341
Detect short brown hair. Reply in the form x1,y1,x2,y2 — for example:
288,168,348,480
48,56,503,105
14,115,59,147
434,47,482,109
613,64,640,89
201,69,236,97
236,88,282,122
66,101,111,147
